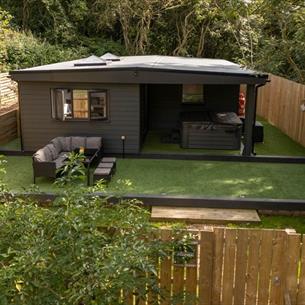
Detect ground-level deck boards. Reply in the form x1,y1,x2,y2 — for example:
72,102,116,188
151,206,260,223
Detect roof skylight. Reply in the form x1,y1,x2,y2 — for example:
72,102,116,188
74,55,106,67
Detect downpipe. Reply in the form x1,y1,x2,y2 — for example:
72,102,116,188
252,80,270,155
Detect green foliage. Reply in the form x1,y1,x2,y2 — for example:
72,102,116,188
0,155,187,305
0,198,168,304
1,0,305,82
2,31,87,71
55,152,86,186
0,7,12,70
254,0,305,83
0,155,7,193
79,37,127,57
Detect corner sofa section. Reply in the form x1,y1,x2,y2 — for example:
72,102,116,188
32,136,103,183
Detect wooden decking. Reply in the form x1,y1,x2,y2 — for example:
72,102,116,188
151,206,261,223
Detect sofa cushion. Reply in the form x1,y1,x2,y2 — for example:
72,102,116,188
86,137,102,149
57,137,71,151
50,137,63,155
71,137,86,151
33,147,52,162
58,152,69,160
45,144,58,160
33,149,45,162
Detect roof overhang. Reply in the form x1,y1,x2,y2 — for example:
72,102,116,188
10,68,268,85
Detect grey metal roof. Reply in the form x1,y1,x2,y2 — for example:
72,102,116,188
11,54,267,78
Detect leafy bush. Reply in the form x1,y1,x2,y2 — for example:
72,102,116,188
0,157,190,305
55,152,86,186
0,197,168,305
79,37,127,57
2,30,87,71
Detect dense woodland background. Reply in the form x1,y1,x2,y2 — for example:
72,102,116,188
0,0,304,83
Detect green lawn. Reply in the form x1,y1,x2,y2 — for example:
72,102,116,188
255,118,305,156
0,138,21,150
3,157,305,199
235,215,305,234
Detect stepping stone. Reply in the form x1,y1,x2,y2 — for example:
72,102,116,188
93,167,112,183
97,162,114,169
101,157,116,164
151,207,260,224
101,157,117,171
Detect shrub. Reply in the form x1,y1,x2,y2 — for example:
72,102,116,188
2,30,87,71
0,157,187,305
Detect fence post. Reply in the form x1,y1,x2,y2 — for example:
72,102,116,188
296,235,305,305
284,229,301,305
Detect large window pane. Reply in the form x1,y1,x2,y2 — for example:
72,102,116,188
182,84,204,103
73,90,89,119
51,89,72,120
90,91,107,120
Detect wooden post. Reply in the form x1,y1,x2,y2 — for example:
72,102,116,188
243,84,256,156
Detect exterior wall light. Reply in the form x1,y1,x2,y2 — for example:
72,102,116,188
121,135,126,158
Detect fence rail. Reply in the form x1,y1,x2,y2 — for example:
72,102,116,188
257,74,305,147
126,227,305,305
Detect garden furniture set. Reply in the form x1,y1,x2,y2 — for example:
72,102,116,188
32,136,116,185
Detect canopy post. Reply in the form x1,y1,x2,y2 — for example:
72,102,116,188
243,84,256,156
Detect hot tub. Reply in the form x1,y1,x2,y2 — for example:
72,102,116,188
180,112,242,150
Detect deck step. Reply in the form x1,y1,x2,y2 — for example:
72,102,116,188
151,206,260,224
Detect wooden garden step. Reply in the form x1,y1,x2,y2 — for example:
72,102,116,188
151,206,260,224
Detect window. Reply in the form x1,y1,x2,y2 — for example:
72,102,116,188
182,84,204,104
51,89,108,121
90,91,107,120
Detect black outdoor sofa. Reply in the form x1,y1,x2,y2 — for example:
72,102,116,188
32,136,103,183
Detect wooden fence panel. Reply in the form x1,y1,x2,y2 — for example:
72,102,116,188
160,230,172,305
257,230,274,304
172,266,184,305
234,230,249,305
245,230,261,305
185,230,199,305
211,228,225,305
269,231,286,305
297,235,305,305
126,227,305,305
198,229,214,305
0,109,18,145
256,74,305,148
222,229,237,305
0,72,18,106
285,231,301,305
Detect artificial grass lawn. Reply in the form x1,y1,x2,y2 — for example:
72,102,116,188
0,138,21,150
142,118,305,157
141,131,240,155
3,157,305,199
236,215,305,234
255,118,305,156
